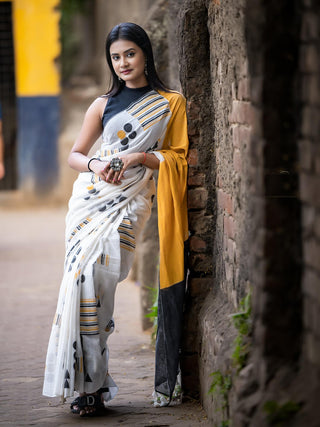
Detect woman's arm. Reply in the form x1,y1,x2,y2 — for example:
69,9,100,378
68,97,107,173
115,151,159,182
68,96,160,184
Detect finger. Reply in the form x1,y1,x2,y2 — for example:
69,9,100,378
103,162,110,173
112,171,121,184
106,169,114,183
118,169,125,181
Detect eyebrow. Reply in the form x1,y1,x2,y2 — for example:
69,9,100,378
111,48,136,56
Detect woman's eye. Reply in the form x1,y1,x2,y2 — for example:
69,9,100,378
127,52,135,58
112,55,119,61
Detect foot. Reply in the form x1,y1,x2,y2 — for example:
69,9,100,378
70,392,104,416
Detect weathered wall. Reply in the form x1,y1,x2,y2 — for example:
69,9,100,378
177,0,320,425
177,1,253,422
298,1,320,424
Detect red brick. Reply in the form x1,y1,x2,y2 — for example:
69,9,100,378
190,235,207,252
299,139,313,171
188,171,205,187
304,297,320,336
315,155,320,174
238,78,250,100
227,238,236,262
216,172,223,188
302,75,320,105
186,101,201,120
305,332,320,366
302,205,315,236
301,12,319,41
304,237,320,271
217,189,234,215
301,106,319,139
303,269,320,304
188,148,199,166
232,124,251,149
224,215,235,239
315,214,320,239
229,100,253,125
187,121,199,137
225,262,234,283
300,173,320,208
240,58,248,77
233,148,242,172
232,125,240,148
188,188,208,209
189,253,213,274
300,44,319,74
188,211,213,234
189,277,212,297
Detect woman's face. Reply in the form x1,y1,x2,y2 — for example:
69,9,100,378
110,39,148,88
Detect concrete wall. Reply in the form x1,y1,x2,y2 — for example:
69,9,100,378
6,0,61,195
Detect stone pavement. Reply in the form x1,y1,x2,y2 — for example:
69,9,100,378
0,207,209,426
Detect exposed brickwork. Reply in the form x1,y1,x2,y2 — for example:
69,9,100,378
178,0,215,398
179,0,253,421
177,0,320,425
299,0,320,381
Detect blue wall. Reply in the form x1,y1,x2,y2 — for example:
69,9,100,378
17,96,59,193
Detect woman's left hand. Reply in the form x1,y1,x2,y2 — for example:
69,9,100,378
106,152,144,184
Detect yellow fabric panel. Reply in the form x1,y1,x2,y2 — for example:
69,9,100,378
13,0,60,96
157,91,189,289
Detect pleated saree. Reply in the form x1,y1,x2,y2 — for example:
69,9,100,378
43,86,189,406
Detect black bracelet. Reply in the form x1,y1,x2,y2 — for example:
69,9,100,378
87,157,101,172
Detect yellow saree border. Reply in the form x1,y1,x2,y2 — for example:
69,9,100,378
157,91,189,289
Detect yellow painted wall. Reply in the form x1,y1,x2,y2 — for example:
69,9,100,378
10,0,61,96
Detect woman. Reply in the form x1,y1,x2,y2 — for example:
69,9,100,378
43,22,189,417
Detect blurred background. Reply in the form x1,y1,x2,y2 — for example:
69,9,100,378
0,0,178,201
0,0,174,334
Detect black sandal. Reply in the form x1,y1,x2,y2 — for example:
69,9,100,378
77,393,104,417
70,396,81,414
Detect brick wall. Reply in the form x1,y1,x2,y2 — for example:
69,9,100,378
177,0,320,425
298,2,320,423
300,0,320,369
178,0,253,420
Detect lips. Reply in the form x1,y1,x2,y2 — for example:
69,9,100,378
121,69,132,75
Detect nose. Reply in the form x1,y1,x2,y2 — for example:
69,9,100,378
120,55,128,68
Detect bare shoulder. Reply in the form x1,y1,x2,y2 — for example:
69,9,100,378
86,96,109,120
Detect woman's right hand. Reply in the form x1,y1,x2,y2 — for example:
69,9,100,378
90,159,111,182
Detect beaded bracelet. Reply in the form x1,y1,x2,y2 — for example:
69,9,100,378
141,152,146,164
88,157,101,172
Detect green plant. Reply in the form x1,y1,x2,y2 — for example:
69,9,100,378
230,290,252,372
59,0,89,83
145,285,158,345
263,400,302,426
208,371,232,425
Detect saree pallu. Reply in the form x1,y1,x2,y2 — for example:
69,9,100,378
43,89,189,403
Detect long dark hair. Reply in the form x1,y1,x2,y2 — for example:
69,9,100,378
105,22,170,96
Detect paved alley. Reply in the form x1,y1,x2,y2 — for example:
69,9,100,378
0,207,209,426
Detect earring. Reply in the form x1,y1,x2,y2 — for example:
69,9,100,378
144,62,148,76
118,75,122,81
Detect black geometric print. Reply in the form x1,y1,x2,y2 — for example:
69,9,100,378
85,373,92,382
120,137,129,146
124,123,132,132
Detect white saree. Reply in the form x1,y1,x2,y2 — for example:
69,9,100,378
43,89,172,403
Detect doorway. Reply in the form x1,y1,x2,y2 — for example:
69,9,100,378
0,1,17,190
